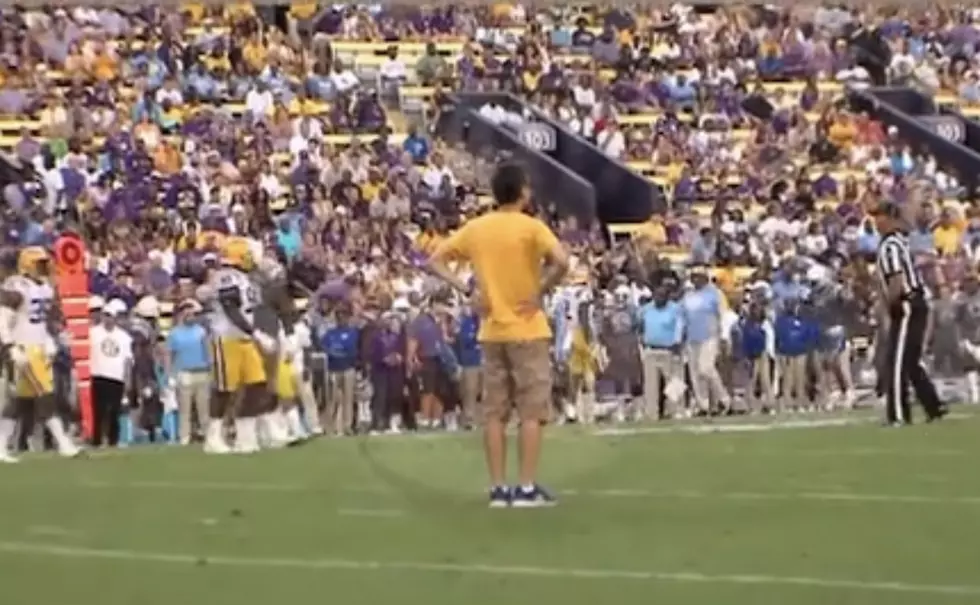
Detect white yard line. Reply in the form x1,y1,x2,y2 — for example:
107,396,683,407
0,540,976,597
592,413,975,437
33,479,980,507
336,508,406,518
19,411,977,462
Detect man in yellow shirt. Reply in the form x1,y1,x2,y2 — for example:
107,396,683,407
428,162,570,508
288,1,319,42
827,113,857,151
636,212,667,248
934,209,963,256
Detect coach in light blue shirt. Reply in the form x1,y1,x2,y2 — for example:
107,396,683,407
167,315,210,373
682,268,723,344
638,287,684,349
166,302,212,445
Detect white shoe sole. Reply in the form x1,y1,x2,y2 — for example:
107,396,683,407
510,499,557,508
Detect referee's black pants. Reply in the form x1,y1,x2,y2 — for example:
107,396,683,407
91,376,126,447
884,295,944,424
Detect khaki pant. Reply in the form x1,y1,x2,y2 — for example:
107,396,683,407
296,371,320,431
778,355,808,411
819,345,853,403
459,366,482,427
746,356,775,412
325,369,356,435
687,338,730,411
641,348,682,419
176,370,211,444
481,339,552,424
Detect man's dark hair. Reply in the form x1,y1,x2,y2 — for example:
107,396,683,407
490,162,528,206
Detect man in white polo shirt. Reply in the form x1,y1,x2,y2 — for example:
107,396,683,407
89,299,133,448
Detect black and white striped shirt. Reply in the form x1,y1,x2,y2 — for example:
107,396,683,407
876,232,923,299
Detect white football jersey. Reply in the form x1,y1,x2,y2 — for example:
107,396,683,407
208,267,260,339
3,275,54,346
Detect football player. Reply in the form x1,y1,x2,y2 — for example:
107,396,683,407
275,313,309,444
204,237,278,454
251,252,299,448
0,247,80,462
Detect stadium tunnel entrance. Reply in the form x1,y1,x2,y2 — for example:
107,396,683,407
453,92,663,226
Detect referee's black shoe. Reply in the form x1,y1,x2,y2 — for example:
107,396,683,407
925,405,950,423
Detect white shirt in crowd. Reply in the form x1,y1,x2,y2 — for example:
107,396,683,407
89,323,133,383
292,116,324,142
756,215,802,240
479,103,522,126
245,88,275,117
571,84,596,109
259,170,285,199
330,69,360,94
155,86,184,106
422,165,456,190
379,57,407,81
568,114,595,138
596,126,626,160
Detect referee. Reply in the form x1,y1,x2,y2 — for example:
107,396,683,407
874,202,947,425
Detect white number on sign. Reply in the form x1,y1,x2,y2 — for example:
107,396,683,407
518,123,557,152
920,116,965,144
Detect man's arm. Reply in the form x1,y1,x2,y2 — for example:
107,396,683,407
45,295,64,339
426,228,470,294
537,225,571,296
217,285,255,335
674,305,686,352
122,334,134,401
0,288,22,311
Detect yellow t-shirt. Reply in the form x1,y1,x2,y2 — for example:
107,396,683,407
491,3,512,19
289,1,318,19
637,220,666,246
242,41,268,72
203,54,232,73
182,3,206,22
92,53,118,82
163,106,184,123
225,2,256,19
521,71,540,91
360,181,381,202
828,121,856,150
934,225,962,256
712,267,737,298
288,97,318,116
434,210,561,342
664,162,684,184
760,40,781,57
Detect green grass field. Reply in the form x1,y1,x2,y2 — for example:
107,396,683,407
1,410,979,605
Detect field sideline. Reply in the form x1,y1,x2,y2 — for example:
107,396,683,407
0,408,978,605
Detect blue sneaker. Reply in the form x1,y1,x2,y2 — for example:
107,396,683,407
510,484,558,508
488,486,512,508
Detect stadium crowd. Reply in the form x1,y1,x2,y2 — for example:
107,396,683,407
2,3,980,454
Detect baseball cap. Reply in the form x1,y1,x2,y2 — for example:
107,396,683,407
88,295,105,311
105,298,128,317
